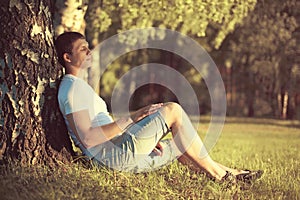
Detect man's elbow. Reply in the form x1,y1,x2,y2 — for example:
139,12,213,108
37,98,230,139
81,129,106,148
81,136,98,149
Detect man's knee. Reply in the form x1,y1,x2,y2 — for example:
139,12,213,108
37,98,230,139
163,102,181,112
163,102,183,123
159,102,183,128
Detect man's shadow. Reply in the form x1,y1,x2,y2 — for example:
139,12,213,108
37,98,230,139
41,79,76,164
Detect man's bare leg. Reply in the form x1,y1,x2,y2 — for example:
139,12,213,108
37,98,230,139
160,102,228,181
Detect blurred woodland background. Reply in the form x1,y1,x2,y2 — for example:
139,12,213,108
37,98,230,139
54,0,300,120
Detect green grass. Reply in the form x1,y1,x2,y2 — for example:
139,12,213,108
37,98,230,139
1,117,299,200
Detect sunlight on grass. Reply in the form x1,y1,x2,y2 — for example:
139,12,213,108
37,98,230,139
0,117,299,199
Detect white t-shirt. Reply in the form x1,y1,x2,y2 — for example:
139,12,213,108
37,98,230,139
57,74,113,152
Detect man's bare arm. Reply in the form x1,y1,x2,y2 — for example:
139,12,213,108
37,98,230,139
66,103,163,148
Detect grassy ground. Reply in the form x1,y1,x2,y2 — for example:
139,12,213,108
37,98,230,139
0,117,299,200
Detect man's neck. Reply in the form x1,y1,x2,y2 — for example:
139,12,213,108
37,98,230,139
65,65,79,76
65,65,87,80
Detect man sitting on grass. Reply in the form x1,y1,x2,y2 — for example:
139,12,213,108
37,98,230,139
55,31,263,187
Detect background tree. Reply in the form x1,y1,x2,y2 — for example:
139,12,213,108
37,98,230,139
221,0,300,118
0,0,74,165
84,0,112,94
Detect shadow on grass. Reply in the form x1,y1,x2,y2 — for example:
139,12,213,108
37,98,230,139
193,115,300,129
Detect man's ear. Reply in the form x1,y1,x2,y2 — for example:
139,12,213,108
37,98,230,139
63,53,72,63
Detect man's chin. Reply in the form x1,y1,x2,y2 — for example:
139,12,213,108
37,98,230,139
80,62,92,69
82,65,92,69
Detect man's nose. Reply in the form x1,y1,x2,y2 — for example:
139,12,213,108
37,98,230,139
86,47,91,55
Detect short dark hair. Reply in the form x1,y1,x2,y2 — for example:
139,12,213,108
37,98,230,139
54,32,85,67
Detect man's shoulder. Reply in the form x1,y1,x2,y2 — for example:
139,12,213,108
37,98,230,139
59,75,95,98
59,75,88,89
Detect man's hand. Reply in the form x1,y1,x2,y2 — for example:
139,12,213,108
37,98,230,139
152,142,164,156
130,103,163,122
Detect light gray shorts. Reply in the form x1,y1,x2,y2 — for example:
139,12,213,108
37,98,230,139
87,111,177,173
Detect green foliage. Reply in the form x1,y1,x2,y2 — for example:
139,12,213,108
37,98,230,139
101,63,130,95
85,0,256,49
85,1,112,46
223,0,300,118
1,117,299,199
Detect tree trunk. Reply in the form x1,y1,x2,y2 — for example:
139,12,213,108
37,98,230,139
277,93,283,118
246,70,255,117
288,94,296,119
281,91,289,119
84,0,102,94
0,0,74,166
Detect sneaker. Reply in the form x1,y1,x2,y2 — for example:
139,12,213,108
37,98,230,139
220,171,237,189
236,169,264,184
